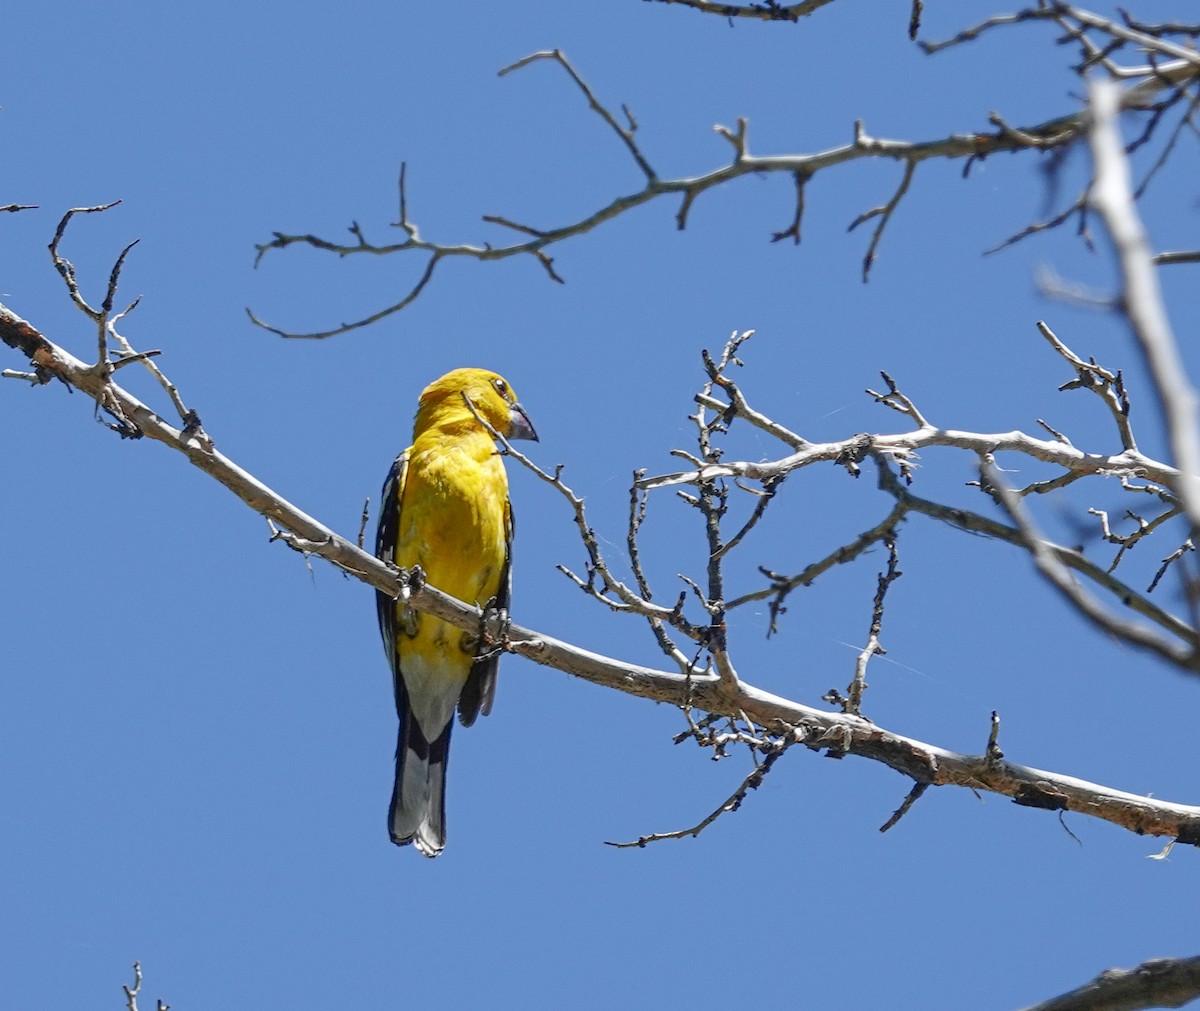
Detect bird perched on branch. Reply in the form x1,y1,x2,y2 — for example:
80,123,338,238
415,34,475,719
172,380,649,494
375,368,537,857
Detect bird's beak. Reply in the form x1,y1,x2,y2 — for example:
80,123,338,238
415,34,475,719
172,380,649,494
508,402,538,442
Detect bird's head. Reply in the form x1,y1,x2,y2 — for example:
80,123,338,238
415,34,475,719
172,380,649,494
414,367,538,443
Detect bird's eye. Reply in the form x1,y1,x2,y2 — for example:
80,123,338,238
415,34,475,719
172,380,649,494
493,378,508,396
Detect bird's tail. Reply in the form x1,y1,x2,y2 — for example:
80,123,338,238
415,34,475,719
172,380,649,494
390,710,451,857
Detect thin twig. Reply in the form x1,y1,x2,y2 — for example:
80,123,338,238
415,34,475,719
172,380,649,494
848,156,917,281
499,50,657,182
1037,320,1138,451
604,732,798,848
845,533,901,715
879,781,929,833
983,459,1194,668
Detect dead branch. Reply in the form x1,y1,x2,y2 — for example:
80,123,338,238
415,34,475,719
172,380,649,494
1088,78,1200,534
8,301,1200,847
123,962,169,1011
604,730,800,848
640,0,836,23
249,16,1200,337
1019,952,1200,1011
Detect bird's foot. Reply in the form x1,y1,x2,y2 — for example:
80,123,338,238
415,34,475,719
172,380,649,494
404,564,426,596
479,596,511,652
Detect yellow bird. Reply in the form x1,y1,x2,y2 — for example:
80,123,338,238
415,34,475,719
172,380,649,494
375,368,537,856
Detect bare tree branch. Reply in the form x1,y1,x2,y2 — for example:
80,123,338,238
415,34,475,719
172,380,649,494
1154,250,1200,266
845,532,900,715
249,18,1200,337
123,962,169,1011
1020,952,1200,1011
879,781,930,833
921,4,1200,68
499,50,657,182
637,411,1178,493
629,328,1198,663
982,459,1194,667
1037,320,1137,452
639,0,836,23
873,461,1195,650
605,727,800,848
8,300,1200,847
1088,78,1200,534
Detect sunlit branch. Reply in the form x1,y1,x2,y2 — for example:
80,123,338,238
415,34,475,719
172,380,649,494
921,4,1200,69
637,423,1176,492
1037,320,1138,451
1088,79,1200,534
460,390,706,668
1089,503,1182,575
250,34,1199,337
982,460,1194,668
844,532,901,715
878,461,1196,651
9,301,1200,846
122,962,169,1011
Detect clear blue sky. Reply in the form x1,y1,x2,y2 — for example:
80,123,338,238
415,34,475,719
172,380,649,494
3,2,1199,1008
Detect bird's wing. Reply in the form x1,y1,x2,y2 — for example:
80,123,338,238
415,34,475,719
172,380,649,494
457,493,511,727
375,449,409,698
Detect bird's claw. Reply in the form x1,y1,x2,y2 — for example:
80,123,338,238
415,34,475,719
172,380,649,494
480,597,511,649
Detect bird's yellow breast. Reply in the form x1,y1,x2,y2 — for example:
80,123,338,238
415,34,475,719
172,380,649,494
394,431,509,662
